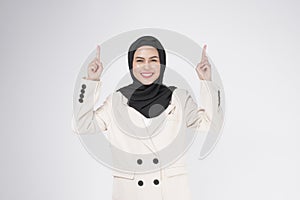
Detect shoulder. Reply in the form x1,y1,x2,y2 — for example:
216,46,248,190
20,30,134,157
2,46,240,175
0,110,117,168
171,88,193,107
99,92,117,106
172,87,190,98
109,90,128,106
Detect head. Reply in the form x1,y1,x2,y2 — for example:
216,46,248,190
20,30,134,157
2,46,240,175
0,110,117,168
128,36,166,86
132,45,161,85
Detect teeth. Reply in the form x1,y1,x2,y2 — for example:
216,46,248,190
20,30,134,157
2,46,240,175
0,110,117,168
141,73,153,77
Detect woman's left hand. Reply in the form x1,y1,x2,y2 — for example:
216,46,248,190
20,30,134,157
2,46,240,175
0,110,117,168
196,44,212,81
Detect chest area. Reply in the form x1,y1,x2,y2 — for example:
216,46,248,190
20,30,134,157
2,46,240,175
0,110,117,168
107,92,185,153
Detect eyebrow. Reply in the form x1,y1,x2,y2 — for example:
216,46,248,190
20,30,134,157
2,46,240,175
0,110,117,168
135,56,159,59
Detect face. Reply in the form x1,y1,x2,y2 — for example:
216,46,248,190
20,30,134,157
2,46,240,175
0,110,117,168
132,45,161,85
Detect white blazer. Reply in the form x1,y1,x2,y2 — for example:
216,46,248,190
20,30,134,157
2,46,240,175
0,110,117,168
72,78,223,200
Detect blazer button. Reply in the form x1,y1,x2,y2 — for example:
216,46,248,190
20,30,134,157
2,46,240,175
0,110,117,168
80,94,84,98
79,99,83,103
138,180,144,186
153,158,159,164
153,179,159,185
81,84,86,89
137,159,143,165
81,89,85,94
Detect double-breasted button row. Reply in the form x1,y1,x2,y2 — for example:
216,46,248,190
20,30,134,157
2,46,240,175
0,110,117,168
137,179,160,187
136,158,159,165
78,84,86,103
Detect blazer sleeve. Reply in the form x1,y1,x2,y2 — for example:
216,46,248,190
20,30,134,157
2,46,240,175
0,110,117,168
184,80,223,132
72,78,112,135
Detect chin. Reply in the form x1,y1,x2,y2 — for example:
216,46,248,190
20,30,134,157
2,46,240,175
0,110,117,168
141,81,154,85
136,77,153,85
140,79,155,85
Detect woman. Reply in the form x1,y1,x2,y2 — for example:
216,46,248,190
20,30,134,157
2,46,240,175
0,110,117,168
73,36,221,200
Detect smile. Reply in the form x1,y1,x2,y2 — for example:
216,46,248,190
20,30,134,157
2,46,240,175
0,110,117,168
140,72,154,78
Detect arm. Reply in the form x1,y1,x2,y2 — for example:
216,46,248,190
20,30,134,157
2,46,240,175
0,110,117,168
72,45,110,134
72,78,111,134
185,44,223,131
184,80,222,132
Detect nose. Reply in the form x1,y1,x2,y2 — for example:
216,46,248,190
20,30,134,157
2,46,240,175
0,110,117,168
143,62,151,70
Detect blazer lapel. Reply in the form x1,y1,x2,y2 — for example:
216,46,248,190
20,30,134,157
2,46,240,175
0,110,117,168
112,92,176,153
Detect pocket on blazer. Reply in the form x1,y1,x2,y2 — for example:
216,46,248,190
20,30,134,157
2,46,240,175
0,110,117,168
165,166,188,177
112,171,135,180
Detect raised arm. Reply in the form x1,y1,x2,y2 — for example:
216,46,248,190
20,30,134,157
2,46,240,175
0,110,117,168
185,45,223,132
72,45,111,134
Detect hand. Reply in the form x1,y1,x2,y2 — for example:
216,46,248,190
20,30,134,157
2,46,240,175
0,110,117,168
87,45,103,81
196,44,212,81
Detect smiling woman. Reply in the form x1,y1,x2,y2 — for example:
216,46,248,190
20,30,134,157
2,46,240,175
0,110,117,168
72,35,223,200
117,36,177,119
132,45,161,85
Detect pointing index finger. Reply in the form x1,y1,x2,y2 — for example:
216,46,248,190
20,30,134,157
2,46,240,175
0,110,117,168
96,45,100,61
202,44,207,58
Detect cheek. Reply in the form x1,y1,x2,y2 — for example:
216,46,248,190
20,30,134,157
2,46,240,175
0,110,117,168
154,66,161,75
132,67,141,78
132,63,142,72
153,69,160,79
153,73,160,80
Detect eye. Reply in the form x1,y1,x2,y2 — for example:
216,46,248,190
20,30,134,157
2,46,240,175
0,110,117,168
136,60,143,62
151,59,158,62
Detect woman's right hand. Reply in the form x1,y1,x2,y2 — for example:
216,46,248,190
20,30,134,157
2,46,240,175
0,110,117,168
87,45,103,81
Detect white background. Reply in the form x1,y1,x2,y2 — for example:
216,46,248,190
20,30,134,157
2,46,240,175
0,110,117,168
0,0,299,199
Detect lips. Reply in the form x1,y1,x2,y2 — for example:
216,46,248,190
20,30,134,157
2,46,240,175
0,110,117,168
140,72,154,78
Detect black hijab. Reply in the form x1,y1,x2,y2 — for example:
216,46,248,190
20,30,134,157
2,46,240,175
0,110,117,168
117,36,176,118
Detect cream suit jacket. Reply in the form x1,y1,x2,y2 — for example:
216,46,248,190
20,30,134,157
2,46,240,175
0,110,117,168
72,78,223,200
